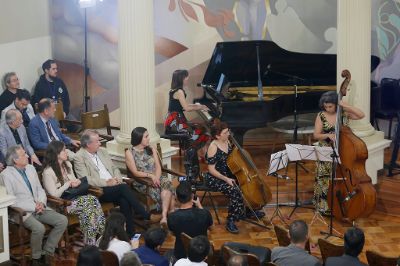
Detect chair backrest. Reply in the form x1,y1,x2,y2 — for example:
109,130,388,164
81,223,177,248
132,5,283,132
34,99,64,121
273,224,290,247
317,238,344,263
366,250,398,266
380,78,400,110
181,232,192,255
81,104,111,134
100,250,119,266
222,245,261,266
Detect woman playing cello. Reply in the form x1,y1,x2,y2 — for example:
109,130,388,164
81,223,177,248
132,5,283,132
313,91,364,216
205,119,265,234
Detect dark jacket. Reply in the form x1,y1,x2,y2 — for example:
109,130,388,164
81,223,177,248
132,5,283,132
32,74,70,115
326,254,367,266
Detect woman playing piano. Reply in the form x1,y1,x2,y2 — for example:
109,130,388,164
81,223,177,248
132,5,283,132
164,69,210,147
313,91,364,215
205,119,264,234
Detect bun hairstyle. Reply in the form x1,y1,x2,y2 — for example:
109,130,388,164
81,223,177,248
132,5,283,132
210,118,228,139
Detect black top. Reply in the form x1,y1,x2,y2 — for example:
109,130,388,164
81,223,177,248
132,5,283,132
168,88,186,113
167,207,213,259
205,144,235,179
0,89,21,115
326,254,367,266
32,74,70,115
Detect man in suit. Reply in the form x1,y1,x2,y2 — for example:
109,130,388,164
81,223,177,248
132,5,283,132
73,129,160,237
271,220,321,266
326,227,367,266
0,145,67,266
1,89,35,128
28,98,80,150
0,109,41,166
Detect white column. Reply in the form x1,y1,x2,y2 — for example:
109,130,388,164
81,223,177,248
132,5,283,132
107,0,177,167
337,0,390,184
0,186,16,263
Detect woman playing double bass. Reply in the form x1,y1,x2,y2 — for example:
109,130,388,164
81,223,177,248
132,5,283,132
205,119,265,234
313,91,365,216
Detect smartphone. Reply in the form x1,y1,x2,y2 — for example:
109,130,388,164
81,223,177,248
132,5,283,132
131,233,141,241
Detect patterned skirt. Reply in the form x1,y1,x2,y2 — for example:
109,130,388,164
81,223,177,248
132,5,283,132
313,160,332,214
164,111,209,149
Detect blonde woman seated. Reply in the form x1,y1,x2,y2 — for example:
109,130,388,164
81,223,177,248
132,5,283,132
125,127,175,225
42,140,105,245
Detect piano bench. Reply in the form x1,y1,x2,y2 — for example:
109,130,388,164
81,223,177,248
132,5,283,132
161,133,190,156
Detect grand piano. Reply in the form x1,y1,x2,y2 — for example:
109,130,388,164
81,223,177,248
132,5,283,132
195,40,380,144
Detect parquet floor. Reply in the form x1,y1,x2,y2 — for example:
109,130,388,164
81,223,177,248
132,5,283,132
13,135,400,265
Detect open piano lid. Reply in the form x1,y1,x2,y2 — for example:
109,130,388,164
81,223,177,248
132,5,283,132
201,41,380,88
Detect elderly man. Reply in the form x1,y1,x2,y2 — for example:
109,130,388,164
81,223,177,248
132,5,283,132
28,98,80,150
0,145,67,265
271,220,321,266
74,129,160,237
1,89,35,127
0,109,41,166
0,72,22,114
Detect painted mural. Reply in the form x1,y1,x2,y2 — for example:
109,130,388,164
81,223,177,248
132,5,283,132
50,0,400,123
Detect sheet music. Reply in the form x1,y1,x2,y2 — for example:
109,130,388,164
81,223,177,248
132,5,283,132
267,150,288,175
285,144,340,163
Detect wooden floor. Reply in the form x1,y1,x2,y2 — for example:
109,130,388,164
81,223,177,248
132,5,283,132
14,136,400,265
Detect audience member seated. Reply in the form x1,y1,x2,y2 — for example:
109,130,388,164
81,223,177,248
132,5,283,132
0,72,22,114
168,182,213,261
0,145,68,266
227,255,248,266
271,220,321,266
1,89,35,128
133,227,169,266
74,129,160,237
99,211,139,262
28,98,80,150
126,127,175,225
42,140,105,245
326,227,366,266
77,245,103,266
175,235,210,266
0,109,41,166
32,59,71,117
0,151,4,172
121,252,143,266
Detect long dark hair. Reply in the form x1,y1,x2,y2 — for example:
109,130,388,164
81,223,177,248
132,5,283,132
77,245,102,266
131,127,153,155
99,211,130,250
43,140,71,185
170,69,189,91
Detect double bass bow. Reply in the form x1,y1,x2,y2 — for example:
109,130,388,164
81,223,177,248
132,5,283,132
227,134,272,211
327,70,377,222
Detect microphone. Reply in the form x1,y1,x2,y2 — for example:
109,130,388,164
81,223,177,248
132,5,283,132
271,172,290,180
264,64,271,76
342,190,357,203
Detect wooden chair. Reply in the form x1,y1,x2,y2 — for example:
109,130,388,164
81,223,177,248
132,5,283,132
126,144,185,212
366,250,398,266
100,250,119,266
181,232,216,266
273,224,310,253
222,245,261,266
317,238,344,263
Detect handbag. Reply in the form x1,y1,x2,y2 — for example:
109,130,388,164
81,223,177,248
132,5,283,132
61,176,90,200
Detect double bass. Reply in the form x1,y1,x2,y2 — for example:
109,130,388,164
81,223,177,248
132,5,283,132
227,135,272,210
327,70,376,222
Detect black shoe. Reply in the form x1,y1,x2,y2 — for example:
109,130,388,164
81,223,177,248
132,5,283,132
225,220,239,234
246,210,266,219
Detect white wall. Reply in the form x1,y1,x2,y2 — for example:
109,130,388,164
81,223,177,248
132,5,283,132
0,0,52,91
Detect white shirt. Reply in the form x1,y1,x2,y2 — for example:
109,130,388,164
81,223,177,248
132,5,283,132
1,101,35,125
107,238,132,262
39,114,59,141
87,150,113,180
174,258,208,266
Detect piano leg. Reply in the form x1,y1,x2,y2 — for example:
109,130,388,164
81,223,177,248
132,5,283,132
231,129,248,146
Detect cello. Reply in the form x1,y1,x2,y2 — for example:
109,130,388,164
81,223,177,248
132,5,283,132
227,135,272,210
327,70,376,222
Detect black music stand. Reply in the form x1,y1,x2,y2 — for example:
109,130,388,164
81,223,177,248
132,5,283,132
388,112,400,177
267,150,289,225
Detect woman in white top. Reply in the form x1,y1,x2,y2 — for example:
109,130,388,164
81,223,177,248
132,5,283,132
98,211,139,261
42,140,105,245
